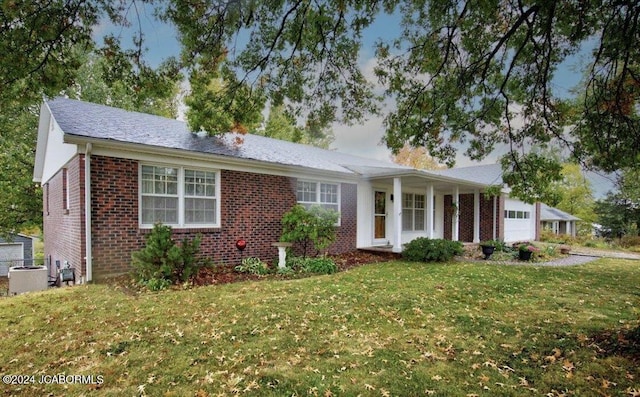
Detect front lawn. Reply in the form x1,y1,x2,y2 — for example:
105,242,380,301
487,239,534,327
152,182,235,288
1,259,639,396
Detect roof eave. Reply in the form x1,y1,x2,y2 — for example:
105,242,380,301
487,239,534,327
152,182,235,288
63,134,362,181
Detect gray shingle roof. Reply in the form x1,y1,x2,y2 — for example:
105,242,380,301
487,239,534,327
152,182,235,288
540,203,581,221
431,163,504,186
46,97,410,176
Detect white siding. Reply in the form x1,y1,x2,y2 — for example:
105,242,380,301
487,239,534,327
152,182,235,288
41,111,79,184
356,180,373,248
503,198,536,242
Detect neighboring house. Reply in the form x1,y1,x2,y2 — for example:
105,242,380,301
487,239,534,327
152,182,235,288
0,234,34,276
33,98,541,282
540,203,580,237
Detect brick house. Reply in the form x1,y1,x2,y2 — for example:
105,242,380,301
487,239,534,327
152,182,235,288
33,98,540,282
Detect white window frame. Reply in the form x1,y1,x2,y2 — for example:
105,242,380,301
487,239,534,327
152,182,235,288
295,180,341,224
139,163,221,228
402,193,426,231
504,210,530,219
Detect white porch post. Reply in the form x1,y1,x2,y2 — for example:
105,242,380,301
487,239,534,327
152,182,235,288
426,183,434,239
393,177,403,253
452,186,460,241
473,189,480,243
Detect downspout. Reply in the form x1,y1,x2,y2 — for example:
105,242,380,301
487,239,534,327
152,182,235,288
84,143,92,282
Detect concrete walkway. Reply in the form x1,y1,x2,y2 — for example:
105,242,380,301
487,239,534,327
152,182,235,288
469,254,600,267
569,247,640,260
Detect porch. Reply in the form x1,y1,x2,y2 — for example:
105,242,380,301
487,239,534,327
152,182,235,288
356,169,504,253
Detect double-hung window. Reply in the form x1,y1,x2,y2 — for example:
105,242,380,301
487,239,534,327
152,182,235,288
140,165,219,227
296,180,340,214
402,193,426,231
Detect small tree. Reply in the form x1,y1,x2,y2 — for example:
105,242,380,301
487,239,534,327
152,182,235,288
131,223,204,288
280,205,339,258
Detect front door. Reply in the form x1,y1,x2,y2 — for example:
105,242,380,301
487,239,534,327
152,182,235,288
374,190,387,242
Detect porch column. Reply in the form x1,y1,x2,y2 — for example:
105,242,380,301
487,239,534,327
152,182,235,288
393,177,403,253
473,189,480,243
426,183,434,238
452,186,460,241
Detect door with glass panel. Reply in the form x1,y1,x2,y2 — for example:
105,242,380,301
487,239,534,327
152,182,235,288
373,190,387,243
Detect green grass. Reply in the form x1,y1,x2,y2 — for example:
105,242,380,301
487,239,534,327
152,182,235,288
1,259,640,396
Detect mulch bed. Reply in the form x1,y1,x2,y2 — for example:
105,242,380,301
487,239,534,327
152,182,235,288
192,250,401,286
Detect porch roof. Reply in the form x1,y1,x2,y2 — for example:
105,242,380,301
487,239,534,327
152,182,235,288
349,165,498,193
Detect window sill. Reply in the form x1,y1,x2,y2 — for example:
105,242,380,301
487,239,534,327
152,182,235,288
139,225,220,233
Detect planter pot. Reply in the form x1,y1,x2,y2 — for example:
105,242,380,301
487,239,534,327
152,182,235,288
518,250,533,261
480,245,496,260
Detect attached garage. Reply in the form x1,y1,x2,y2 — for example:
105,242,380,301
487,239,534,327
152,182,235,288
0,234,34,276
503,198,537,242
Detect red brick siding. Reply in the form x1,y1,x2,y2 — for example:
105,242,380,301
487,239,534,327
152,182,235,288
43,155,85,279
331,183,357,254
90,156,141,278
443,193,504,242
479,194,503,241
458,194,475,242
88,156,357,279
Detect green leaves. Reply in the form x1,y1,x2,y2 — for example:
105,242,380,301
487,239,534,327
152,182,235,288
280,205,339,258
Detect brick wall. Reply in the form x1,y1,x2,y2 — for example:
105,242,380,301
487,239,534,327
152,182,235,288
443,193,504,242
90,156,141,278
43,155,85,280
88,155,358,279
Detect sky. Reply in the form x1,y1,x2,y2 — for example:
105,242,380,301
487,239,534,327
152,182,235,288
95,4,616,197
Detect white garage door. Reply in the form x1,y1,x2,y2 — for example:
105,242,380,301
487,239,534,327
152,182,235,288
0,243,23,276
503,199,536,242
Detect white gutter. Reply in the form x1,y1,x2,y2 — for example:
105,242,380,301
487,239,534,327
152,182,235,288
84,143,93,282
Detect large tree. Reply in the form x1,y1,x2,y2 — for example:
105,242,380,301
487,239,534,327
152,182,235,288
549,163,597,236
2,0,639,206
258,105,334,149
391,144,446,170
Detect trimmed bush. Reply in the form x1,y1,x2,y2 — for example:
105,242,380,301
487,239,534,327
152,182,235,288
131,223,206,289
402,238,464,262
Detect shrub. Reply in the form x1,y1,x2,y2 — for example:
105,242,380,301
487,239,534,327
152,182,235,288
281,205,339,257
131,223,205,288
620,235,640,249
300,256,338,274
402,238,464,262
480,239,508,252
235,257,271,275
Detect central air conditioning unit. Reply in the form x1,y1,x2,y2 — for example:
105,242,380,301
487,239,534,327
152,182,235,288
8,266,48,295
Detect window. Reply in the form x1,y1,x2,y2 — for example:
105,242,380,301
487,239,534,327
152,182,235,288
296,180,340,213
140,165,218,227
402,193,426,231
504,210,530,219
184,170,217,224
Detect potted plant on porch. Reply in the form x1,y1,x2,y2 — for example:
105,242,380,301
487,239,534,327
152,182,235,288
479,240,499,260
518,243,539,260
